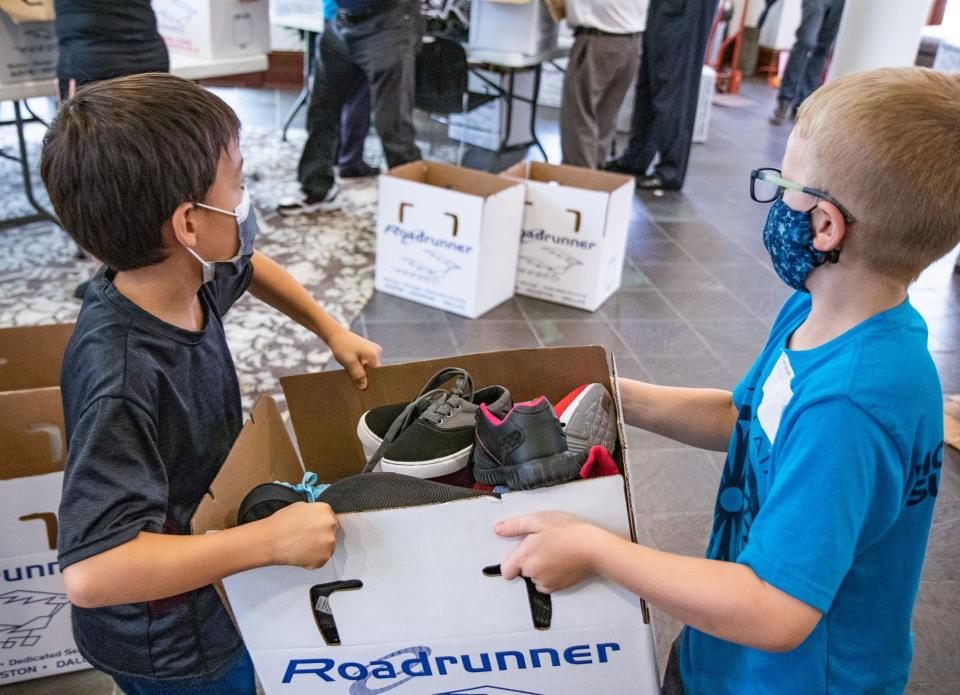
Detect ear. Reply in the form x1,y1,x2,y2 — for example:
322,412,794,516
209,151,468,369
169,202,199,250
810,201,846,257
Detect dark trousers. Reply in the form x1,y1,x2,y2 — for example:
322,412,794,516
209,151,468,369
615,0,719,189
336,79,372,170
778,0,845,106
298,0,422,197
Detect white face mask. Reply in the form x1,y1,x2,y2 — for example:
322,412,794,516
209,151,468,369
184,187,258,284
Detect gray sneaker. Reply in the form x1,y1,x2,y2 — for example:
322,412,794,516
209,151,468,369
359,368,512,479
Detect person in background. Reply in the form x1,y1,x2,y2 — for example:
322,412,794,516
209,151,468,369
53,0,170,299
559,0,647,169
496,67,958,694
54,0,168,100
604,0,719,191
322,0,379,178
278,0,422,216
769,0,846,125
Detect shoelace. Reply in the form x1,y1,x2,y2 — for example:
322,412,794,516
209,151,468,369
276,471,330,503
361,367,475,474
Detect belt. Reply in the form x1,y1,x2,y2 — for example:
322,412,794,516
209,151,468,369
573,26,641,38
336,2,396,24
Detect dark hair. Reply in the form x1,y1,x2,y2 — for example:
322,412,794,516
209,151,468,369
40,72,241,271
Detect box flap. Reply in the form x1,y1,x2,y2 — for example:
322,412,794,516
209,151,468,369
502,160,634,194
0,324,74,392
191,396,303,534
386,160,522,200
0,387,66,480
281,346,614,482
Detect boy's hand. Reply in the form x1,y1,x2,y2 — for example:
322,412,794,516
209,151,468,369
496,512,603,593
265,502,339,569
328,328,382,389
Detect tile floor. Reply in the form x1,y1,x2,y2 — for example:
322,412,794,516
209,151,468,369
3,77,958,694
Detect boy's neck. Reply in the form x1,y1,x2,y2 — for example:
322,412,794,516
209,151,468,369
791,266,908,351
112,259,205,333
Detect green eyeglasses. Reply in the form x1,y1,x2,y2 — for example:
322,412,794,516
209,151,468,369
750,167,856,224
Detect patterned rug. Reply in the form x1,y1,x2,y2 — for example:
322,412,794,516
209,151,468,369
0,125,384,413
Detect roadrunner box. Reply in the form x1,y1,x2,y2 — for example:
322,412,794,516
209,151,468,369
0,11,57,86
502,161,634,311
192,347,660,694
152,0,270,59
469,0,559,58
375,161,526,319
0,324,89,685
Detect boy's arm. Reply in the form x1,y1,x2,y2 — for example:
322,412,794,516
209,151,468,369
497,513,821,652
247,251,382,388
618,377,739,452
63,501,338,609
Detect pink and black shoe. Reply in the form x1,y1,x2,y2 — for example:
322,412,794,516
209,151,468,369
473,397,586,490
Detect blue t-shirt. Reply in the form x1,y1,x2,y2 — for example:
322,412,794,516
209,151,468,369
682,293,943,694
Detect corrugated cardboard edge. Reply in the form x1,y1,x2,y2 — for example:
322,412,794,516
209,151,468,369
946,395,960,451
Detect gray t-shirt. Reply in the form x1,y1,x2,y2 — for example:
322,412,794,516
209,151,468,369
58,263,252,680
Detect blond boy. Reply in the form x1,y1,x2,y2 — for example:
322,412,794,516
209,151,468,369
496,67,960,693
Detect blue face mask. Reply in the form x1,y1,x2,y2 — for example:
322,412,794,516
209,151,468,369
185,187,258,284
762,197,838,292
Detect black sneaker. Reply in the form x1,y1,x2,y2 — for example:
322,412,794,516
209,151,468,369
276,184,341,216
236,473,329,525
473,396,588,490
358,368,512,479
338,162,380,179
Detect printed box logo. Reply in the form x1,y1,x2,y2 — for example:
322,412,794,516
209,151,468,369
282,641,622,690
0,590,69,649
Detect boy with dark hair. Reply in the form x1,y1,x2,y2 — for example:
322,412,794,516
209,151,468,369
40,73,382,693
496,67,959,693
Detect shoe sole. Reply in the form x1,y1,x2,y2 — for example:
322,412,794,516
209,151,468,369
357,412,472,479
357,413,383,461
560,383,617,455
473,438,586,490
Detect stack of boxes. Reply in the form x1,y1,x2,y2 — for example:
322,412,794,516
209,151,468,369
375,160,635,318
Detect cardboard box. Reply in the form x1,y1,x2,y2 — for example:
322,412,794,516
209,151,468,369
502,161,634,312
152,0,270,59
448,68,536,151
0,324,90,686
192,346,660,694
0,13,57,86
469,0,559,58
375,161,526,319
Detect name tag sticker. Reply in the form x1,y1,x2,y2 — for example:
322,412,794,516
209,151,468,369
757,351,795,444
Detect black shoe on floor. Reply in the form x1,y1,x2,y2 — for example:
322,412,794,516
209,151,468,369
276,184,341,216
637,174,680,191
769,100,791,125
338,162,380,179
602,159,642,175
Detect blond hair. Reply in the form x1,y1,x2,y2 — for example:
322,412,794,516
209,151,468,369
795,67,960,282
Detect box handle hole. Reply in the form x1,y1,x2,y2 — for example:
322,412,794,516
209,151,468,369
482,564,552,630
310,579,363,646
